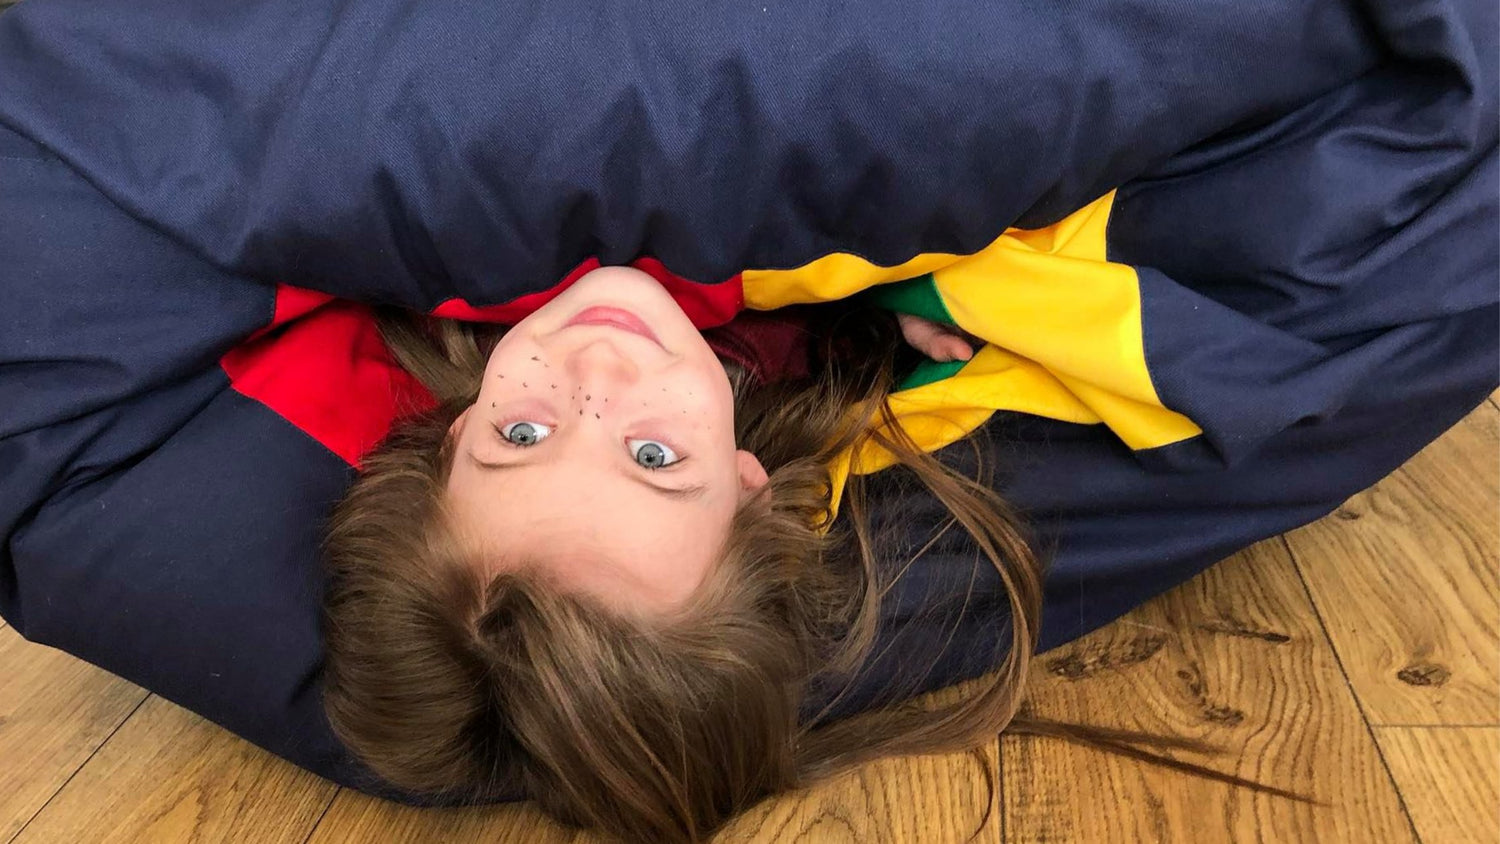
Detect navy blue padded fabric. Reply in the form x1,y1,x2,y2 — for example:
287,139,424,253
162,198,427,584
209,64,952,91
1,0,1495,808
0,0,1383,304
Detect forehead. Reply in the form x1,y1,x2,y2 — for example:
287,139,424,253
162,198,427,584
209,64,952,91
446,458,734,610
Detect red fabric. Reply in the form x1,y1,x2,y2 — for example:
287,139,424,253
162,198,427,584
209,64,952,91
702,308,815,386
220,298,436,468
243,285,335,342
221,265,754,467
430,257,744,329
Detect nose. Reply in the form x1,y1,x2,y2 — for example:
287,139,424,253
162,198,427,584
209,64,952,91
564,338,641,390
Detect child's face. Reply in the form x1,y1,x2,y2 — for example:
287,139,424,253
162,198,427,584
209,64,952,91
444,266,769,614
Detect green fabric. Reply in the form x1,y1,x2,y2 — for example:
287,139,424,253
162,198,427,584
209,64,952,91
861,273,956,325
900,357,967,390
856,274,969,390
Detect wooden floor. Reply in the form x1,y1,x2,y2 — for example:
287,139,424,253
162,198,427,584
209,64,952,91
3,394,1494,843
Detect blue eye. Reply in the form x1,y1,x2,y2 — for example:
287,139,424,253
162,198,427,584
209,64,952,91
500,421,551,446
628,439,679,469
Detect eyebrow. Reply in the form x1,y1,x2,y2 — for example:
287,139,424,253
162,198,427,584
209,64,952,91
466,451,708,502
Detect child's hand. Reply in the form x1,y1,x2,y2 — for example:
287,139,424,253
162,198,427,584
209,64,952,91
896,313,977,363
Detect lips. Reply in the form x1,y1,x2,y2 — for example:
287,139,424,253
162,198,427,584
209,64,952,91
563,306,663,347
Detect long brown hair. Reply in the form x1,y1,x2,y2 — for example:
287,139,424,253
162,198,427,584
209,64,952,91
321,304,1295,842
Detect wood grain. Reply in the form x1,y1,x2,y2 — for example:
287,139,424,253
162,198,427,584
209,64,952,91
309,791,587,844
1374,727,1500,844
0,626,147,843
716,742,997,843
1285,403,1499,726
310,693,998,844
12,695,335,844
1001,539,1413,843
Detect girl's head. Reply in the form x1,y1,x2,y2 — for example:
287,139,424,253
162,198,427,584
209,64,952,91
321,267,1042,843
444,267,769,613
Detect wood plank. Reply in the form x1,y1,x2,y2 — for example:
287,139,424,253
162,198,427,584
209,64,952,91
12,695,335,844
310,688,999,843
1374,727,1499,844
1285,403,1498,725
0,626,147,843
1001,540,1413,843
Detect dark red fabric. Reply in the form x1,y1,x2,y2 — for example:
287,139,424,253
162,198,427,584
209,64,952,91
702,308,814,387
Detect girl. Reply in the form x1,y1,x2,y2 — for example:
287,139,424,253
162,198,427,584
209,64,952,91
320,263,1294,841
320,264,1045,842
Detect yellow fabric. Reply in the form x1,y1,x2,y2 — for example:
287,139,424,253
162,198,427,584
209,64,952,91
741,191,1203,517
742,251,964,308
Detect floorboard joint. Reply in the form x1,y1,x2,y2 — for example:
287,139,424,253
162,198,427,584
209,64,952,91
1280,535,1423,842
1375,724,1500,730
5,692,152,844
997,735,1009,844
299,787,342,844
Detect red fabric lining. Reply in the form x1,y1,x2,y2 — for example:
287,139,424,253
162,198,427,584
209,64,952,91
243,285,336,342
221,298,435,468
429,257,743,328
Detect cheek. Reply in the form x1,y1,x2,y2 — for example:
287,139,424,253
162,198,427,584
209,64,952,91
677,371,738,435
481,343,554,395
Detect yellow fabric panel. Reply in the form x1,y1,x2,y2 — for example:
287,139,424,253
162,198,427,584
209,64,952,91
744,191,1204,519
741,252,963,308
740,190,1117,310
930,242,1202,450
